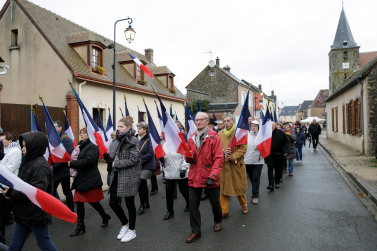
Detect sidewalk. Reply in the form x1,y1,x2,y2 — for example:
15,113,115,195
319,133,377,205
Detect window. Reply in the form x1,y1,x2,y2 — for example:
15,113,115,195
11,29,18,47
138,112,146,123
210,71,215,76
290,116,293,121
343,41,348,47
343,51,348,60
137,65,141,80
92,48,100,69
335,106,338,132
92,108,104,126
241,92,246,104
355,98,361,136
347,100,356,135
344,73,347,80
342,104,345,134
248,94,252,108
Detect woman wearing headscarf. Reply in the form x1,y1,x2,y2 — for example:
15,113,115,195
69,127,110,237
106,116,141,243
244,121,264,204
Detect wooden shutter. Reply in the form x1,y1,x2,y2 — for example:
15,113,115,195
356,98,361,136
351,100,356,135
342,104,345,133
335,106,338,132
331,108,334,131
347,103,351,134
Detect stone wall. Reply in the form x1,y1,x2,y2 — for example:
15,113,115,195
186,66,238,103
367,66,377,156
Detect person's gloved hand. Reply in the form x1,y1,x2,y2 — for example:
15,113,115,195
206,178,216,187
180,170,186,178
103,153,110,161
107,158,114,168
159,157,165,164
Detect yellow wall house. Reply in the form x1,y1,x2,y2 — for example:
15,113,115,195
0,0,186,139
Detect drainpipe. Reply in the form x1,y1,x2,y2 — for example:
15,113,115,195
187,89,210,101
356,77,365,154
78,81,86,130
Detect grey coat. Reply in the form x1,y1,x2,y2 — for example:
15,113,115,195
285,130,296,160
108,130,141,197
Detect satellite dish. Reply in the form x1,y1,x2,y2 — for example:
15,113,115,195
208,60,215,67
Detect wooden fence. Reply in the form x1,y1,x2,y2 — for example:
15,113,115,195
1,103,66,137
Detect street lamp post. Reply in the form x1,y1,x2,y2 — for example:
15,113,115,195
110,17,136,130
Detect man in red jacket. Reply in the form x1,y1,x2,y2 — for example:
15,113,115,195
185,112,224,243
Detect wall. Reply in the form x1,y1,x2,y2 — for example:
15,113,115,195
0,3,73,107
366,65,377,156
233,85,253,118
326,83,366,153
186,66,238,104
307,107,324,118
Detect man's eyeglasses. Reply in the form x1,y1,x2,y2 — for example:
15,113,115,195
195,118,208,123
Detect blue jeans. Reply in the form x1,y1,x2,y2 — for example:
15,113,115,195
8,223,57,251
295,146,302,161
288,159,293,173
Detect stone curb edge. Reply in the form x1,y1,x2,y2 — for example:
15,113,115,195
319,141,377,206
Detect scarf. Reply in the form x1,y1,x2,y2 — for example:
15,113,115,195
195,126,209,151
224,124,236,138
5,141,21,150
108,129,136,159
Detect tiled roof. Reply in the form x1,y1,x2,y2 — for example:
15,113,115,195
327,55,377,101
217,67,250,88
280,106,299,116
298,100,313,112
360,51,377,68
151,66,174,76
311,90,329,107
209,103,238,112
331,7,358,49
10,0,184,100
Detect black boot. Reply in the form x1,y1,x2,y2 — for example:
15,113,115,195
66,196,75,213
70,205,85,237
163,211,174,220
101,214,111,228
138,205,145,215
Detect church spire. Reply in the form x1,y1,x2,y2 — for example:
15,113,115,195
331,6,359,49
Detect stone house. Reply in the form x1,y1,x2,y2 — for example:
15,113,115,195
295,100,313,121
186,57,275,121
279,106,299,123
0,0,186,139
325,7,377,155
307,89,329,118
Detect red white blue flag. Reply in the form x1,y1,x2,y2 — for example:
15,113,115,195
0,166,77,224
128,53,153,79
156,94,193,158
144,103,165,159
229,91,250,151
97,110,108,146
155,102,165,140
105,113,113,148
31,108,50,162
64,114,77,148
70,87,108,158
42,103,71,163
255,106,272,158
185,103,196,137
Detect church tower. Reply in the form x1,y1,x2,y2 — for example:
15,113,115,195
329,6,360,94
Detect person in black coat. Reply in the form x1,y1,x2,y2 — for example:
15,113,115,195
308,119,322,150
52,121,74,212
295,127,305,162
264,122,289,191
68,127,110,237
1,131,57,250
136,122,155,215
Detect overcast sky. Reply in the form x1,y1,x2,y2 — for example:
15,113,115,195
1,0,376,106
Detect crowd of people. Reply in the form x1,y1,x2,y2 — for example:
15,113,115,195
0,114,322,250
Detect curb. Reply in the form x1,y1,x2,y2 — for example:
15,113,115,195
319,142,377,206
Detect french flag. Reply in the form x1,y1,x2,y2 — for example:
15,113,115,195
105,112,113,148
197,100,201,112
255,106,272,158
128,53,153,79
124,94,130,117
97,109,108,146
155,102,165,140
42,103,71,163
273,106,278,123
70,83,108,158
229,91,250,151
31,108,50,162
144,103,165,159
213,110,217,123
156,94,193,158
175,112,179,122
0,166,77,224
184,103,196,137
190,107,195,121
138,108,145,122
119,107,124,118
64,114,77,148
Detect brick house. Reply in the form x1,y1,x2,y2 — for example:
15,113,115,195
325,7,377,155
186,57,275,121
0,0,186,139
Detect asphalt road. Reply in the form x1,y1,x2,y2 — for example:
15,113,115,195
4,143,377,251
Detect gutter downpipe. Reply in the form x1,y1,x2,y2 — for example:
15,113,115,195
78,81,87,131
357,77,365,154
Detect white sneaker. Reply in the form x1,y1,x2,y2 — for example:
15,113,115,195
117,225,129,240
121,229,137,242
299,160,302,163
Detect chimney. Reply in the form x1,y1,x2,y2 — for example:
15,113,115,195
271,90,274,99
216,57,220,67
144,48,154,63
223,65,230,72
258,84,262,90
